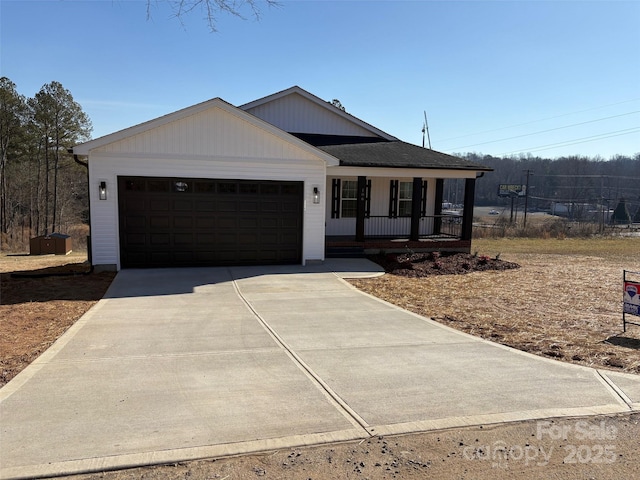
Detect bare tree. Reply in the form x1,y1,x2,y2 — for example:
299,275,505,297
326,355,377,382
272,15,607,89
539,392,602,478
148,0,280,32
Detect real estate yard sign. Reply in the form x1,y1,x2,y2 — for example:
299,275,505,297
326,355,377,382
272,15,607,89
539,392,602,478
623,270,640,332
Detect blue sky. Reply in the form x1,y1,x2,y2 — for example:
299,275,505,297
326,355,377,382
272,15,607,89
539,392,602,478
2,0,639,159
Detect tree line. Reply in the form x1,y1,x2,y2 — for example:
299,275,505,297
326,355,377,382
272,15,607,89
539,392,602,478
2,76,638,251
0,77,92,249
455,153,640,222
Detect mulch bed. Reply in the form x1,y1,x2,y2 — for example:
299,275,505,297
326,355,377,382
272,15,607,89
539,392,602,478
369,252,520,277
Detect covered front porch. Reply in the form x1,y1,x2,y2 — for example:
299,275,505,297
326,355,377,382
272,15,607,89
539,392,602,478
317,141,491,257
324,174,478,256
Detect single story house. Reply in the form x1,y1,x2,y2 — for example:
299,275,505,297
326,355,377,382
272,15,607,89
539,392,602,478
73,86,491,270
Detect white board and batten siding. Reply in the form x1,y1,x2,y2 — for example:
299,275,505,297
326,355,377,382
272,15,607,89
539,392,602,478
243,92,381,137
85,102,333,269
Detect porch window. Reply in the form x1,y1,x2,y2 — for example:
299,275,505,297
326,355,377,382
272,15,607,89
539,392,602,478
331,178,371,219
398,182,413,217
341,180,357,218
389,180,414,217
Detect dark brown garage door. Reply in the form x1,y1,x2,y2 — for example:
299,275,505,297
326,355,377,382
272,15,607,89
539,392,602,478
118,177,303,268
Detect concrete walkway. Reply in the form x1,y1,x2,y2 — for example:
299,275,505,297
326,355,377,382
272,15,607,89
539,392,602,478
1,259,639,479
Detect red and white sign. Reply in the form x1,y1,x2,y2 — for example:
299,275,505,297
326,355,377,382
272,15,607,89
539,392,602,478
624,281,640,316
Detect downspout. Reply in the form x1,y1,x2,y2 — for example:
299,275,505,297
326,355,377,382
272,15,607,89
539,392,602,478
70,149,92,267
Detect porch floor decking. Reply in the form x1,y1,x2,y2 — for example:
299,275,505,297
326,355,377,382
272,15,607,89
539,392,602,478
325,236,471,257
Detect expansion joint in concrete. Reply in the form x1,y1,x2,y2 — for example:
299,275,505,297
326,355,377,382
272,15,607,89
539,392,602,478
228,269,372,436
595,370,634,410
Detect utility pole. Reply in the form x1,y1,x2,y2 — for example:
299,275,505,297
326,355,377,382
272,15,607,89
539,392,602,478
510,194,516,223
422,111,432,149
523,169,533,229
600,175,605,233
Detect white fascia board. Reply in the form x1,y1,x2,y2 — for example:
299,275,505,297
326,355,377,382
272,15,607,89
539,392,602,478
73,96,339,166
327,166,480,179
240,86,399,142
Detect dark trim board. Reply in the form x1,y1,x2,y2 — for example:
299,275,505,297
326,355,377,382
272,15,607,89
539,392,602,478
117,176,303,268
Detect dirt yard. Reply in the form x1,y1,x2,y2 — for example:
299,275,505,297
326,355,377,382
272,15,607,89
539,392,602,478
2,239,639,479
0,252,115,387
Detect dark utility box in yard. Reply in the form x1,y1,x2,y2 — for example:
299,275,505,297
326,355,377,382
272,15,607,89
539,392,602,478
29,233,72,255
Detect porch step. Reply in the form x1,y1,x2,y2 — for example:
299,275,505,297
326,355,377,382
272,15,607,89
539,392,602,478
325,246,366,258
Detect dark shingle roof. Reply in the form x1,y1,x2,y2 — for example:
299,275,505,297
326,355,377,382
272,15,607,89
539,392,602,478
318,141,492,171
290,133,389,147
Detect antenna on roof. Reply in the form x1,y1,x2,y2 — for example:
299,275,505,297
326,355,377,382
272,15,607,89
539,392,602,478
422,111,432,149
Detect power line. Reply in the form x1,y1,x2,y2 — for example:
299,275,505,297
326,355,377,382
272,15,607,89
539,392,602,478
448,111,640,151
535,174,640,180
438,97,640,143
498,127,640,156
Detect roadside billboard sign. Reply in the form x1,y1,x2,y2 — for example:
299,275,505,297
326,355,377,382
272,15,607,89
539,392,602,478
498,184,527,197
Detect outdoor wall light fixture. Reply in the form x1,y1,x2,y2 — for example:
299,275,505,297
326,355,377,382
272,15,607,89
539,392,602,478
313,186,320,204
99,181,107,200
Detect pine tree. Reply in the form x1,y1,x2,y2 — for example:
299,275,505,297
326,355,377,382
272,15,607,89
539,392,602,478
29,81,92,234
611,198,631,225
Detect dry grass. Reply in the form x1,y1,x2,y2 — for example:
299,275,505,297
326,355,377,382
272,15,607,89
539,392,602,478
0,251,89,274
472,236,638,258
350,237,640,374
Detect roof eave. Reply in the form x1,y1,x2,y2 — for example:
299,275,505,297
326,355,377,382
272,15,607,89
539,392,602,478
73,97,340,166
338,162,493,171
240,85,399,142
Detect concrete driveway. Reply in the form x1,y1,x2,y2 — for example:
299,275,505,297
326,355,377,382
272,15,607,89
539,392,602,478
2,259,639,479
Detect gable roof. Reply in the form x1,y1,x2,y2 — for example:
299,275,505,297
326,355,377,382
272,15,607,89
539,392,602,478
319,141,493,171
243,86,491,172
73,87,491,173
240,86,399,141
73,97,339,166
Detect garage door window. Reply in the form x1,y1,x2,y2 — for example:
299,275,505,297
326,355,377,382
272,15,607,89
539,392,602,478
261,184,279,195
195,181,216,193
126,179,145,191
282,184,300,195
240,183,259,194
174,181,189,192
218,182,237,194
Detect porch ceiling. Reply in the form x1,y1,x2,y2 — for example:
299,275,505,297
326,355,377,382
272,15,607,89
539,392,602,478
319,141,492,171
